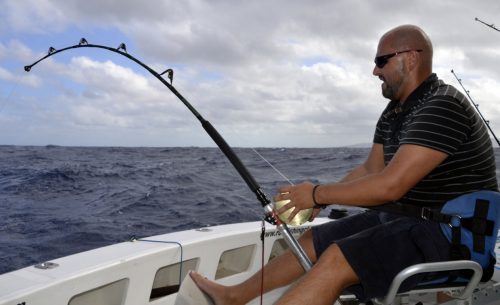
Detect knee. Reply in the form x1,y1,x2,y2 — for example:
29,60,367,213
316,244,360,287
297,229,318,262
316,244,343,266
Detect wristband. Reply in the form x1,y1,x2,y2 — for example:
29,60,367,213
312,184,326,209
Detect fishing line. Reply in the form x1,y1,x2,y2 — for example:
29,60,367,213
451,69,500,146
251,148,294,186
251,147,297,304
0,72,21,113
251,147,333,303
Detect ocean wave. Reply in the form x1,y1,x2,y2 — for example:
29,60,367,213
1,146,499,276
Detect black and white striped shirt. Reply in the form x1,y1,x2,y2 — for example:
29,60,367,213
374,74,498,208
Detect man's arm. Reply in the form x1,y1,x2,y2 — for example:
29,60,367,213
338,143,385,183
276,144,448,216
306,143,385,221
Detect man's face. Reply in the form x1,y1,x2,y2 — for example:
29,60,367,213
380,59,405,101
373,39,407,101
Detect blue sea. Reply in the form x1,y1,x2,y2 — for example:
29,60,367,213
1,146,500,275
0,145,371,275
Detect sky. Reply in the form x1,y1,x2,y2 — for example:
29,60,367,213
1,0,500,148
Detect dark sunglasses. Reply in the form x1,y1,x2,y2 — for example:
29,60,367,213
374,49,423,68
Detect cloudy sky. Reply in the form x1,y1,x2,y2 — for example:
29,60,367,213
1,0,499,147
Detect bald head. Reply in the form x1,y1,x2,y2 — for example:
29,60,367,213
373,25,434,102
380,25,433,73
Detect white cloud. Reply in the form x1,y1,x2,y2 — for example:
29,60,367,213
1,0,68,33
1,0,500,147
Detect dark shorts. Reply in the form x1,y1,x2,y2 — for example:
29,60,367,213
312,210,451,301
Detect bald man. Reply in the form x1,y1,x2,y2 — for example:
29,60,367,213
191,25,498,304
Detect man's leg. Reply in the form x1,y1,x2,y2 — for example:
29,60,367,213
190,229,317,305
275,244,359,305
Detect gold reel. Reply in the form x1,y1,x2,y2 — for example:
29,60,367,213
273,199,313,226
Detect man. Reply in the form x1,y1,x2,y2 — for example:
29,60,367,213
191,24,498,304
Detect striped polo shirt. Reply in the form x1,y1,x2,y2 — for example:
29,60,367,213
374,73,498,208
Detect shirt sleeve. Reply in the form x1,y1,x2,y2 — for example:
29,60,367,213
373,102,394,144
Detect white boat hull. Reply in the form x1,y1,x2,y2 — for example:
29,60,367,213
1,217,499,305
0,219,328,305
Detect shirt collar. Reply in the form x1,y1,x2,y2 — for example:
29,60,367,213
398,73,439,112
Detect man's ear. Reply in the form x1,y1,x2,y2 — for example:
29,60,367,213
407,50,420,71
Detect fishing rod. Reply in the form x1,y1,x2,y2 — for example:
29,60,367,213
475,17,500,33
451,69,500,146
24,38,313,271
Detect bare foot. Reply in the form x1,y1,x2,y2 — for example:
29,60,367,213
437,291,454,304
190,271,240,305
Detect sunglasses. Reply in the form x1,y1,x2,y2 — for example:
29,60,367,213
374,49,423,68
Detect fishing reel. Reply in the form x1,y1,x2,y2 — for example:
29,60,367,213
263,199,313,226
272,199,313,226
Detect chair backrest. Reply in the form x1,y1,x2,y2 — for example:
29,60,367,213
440,190,500,279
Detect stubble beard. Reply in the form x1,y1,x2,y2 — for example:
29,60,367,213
381,63,405,101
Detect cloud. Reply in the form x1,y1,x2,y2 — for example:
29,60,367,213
0,41,43,87
0,0,68,33
46,56,193,129
1,0,500,147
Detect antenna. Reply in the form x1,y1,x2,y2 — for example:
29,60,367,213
451,69,500,146
475,17,500,33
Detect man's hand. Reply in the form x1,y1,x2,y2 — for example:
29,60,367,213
274,182,316,221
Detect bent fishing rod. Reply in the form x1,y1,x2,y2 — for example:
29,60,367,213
451,69,500,146
24,39,313,271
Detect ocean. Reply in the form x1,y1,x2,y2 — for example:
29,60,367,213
2,145,500,276
0,145,371,275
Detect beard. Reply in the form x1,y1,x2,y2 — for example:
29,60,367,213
381,63,405,100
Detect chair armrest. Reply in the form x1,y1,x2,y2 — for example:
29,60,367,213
374,260,483,305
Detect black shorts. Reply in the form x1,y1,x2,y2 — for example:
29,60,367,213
312,210,451,301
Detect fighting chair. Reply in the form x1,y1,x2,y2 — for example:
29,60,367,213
370,191,500,305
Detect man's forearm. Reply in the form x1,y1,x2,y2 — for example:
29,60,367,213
338,164,371,183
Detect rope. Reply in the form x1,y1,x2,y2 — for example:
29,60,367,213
260,219,266,305
133,237,184,288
